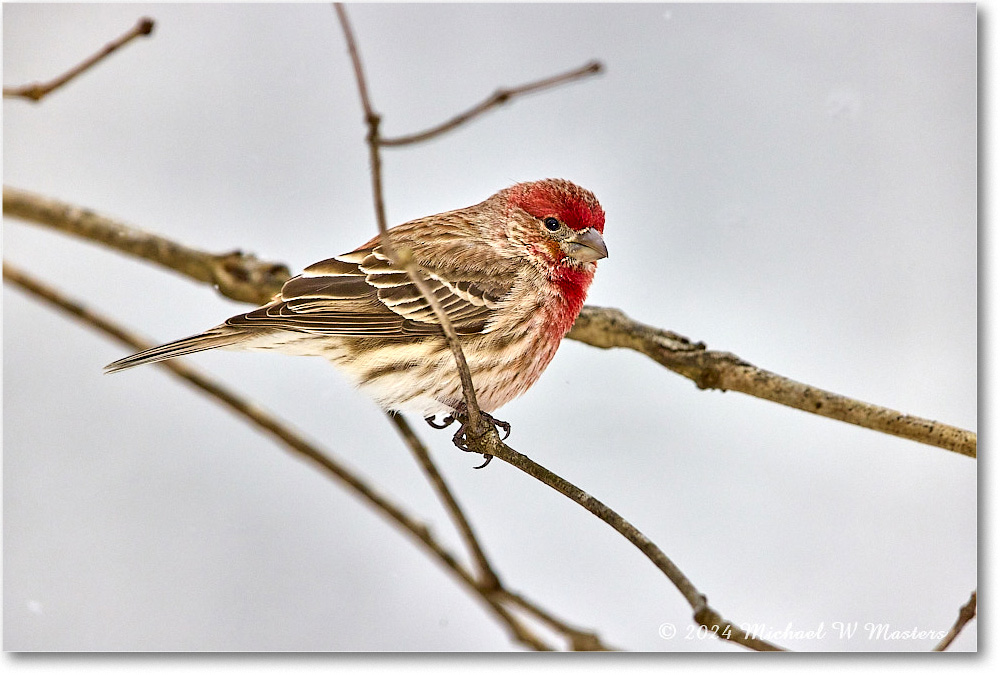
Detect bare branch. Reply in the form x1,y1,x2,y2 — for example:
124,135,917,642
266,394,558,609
387,412,501,589
386,413,615,650
3,185,290,304
933,590,977,651
5,257,777,650
5,187,975,458
500,590,614,651
568,306,977,459
334,3,491,441
3,17,154,102
2,260,563,652
467,431,784,651
380,60,603,147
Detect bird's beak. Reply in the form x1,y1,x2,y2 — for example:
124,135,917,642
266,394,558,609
563,228,608,263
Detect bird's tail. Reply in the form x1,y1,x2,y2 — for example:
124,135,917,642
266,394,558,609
104,328,250,373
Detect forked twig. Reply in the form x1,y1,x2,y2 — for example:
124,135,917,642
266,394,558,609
334,3,492,441
388,412,502,590
380,61,603,146
3,17,155,102
501,590,612,651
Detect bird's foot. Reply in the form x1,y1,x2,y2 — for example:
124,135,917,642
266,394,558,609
452,407,510,469
426,407,510,468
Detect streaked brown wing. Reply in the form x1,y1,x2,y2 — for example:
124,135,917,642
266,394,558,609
226,245,508,337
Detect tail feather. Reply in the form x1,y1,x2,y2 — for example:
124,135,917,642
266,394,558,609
104,328,250,373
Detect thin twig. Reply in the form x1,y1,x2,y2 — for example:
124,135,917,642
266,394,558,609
385,414,616,652
380,61,603,146
933,590,977,651
465,431,784,651
2,260,560,651
334,3,491,440
388,413,502,589
568,306,977,459
385,415,614,650
4,189,975,457
501,590,613,651
3,17,155,102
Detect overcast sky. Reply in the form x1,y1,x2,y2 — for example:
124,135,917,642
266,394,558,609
4,3,977,652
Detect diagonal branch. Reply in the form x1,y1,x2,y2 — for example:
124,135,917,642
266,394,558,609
2,185,290,304
383,417,615,650
386,418,616,648
2,260,563,651
568,306,977,459
3,17,155,102
465,431,784,651
500,590,613,651
379,60,603,147
3,186,975,458
933,590,976,651
387,412,501,590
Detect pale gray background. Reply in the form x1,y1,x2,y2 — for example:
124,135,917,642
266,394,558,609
3,3,977,651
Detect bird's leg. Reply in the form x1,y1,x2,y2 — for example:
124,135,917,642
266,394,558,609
447,404,511,469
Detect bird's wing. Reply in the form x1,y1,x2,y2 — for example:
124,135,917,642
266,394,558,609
225,245,511,337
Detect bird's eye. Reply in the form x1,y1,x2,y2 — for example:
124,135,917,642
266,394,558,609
543,217,561,232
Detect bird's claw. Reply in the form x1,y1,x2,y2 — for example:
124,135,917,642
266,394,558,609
425,414,456,430
442,409,511,469
493,417,512,441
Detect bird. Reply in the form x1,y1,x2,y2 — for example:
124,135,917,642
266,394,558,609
106,178,607,450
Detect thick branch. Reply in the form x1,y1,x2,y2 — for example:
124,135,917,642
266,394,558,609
3,185,290,304
568,306,977,459
380,60,603,147
3,17,155,102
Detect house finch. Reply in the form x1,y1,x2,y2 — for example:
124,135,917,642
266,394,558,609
106,179,607,445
